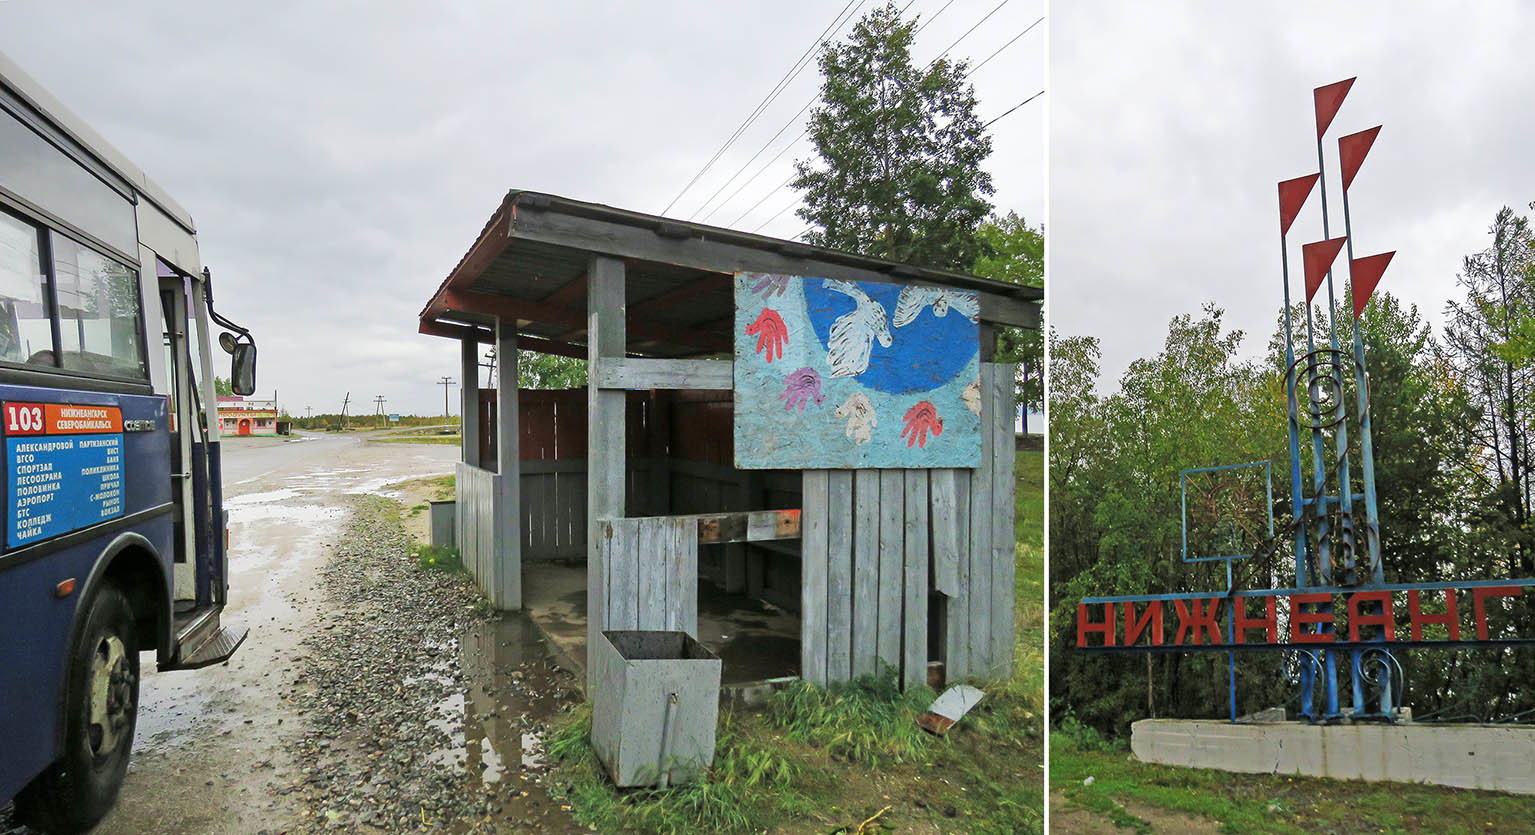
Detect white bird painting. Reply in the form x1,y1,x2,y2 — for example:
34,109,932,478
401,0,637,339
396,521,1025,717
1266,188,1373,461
823,279,892,378
892,285,981,328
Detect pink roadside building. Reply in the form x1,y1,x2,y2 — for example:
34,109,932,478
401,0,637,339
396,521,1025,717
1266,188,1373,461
216,396,278,436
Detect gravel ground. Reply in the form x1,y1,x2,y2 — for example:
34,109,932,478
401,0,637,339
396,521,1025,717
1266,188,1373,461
279,495,584,834
4,490,587,835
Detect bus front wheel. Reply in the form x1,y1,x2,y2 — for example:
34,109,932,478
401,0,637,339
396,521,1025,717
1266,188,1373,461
15,585,139,834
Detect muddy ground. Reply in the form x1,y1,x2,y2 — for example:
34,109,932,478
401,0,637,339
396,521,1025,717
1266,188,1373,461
4,433,584,834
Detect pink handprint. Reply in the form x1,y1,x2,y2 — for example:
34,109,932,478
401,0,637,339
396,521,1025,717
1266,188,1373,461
779,367,825,412
751,274,790,298
900,401,943,448
746,308,789,363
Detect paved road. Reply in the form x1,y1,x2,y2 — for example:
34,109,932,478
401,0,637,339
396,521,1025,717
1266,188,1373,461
90,432,457,835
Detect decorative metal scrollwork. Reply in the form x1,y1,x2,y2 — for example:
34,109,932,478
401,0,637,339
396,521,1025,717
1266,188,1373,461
1287,347,1351,430
1358,647,1404,711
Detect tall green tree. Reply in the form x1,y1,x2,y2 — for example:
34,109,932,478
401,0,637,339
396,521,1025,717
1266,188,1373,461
1049,307,1286,732
793,2,994,271
1441,206,1535,578
517,351,586,390
973,213,1044,413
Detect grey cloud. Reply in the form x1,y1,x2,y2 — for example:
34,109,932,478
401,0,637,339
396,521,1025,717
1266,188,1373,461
4,0,1042,414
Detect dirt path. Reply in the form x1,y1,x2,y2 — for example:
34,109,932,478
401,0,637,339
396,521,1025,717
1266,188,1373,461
1050,787,1223,833
84,433,459,834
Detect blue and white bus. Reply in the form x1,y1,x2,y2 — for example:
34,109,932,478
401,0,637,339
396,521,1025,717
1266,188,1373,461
0,50,256,832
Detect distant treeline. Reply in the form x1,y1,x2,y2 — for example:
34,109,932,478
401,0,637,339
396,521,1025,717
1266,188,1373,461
287,414,462,431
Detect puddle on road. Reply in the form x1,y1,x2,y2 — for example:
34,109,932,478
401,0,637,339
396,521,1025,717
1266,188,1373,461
426,614,585,833
224,487,308,506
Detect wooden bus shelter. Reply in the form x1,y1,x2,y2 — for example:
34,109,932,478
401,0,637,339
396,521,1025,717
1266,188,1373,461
418,191,1039,690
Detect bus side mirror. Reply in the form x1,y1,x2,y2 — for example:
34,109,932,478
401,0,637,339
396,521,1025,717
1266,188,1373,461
231,342,257,396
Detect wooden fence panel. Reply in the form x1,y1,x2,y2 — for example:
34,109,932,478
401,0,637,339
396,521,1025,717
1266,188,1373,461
801,470,830,686
876,470,905,674
825,470,854,683
902,470,930,691
851,470,880,678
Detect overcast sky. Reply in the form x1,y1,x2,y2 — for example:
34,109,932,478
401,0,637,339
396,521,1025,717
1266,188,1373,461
0,0,1043,416
1051,0,1535,391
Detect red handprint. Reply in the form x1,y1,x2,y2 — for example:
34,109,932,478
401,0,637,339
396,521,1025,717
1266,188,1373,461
900,401,943,448
746,308,789,363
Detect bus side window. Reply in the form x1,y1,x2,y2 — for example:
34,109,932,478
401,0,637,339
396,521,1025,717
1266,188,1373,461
51,232,147,379
0,211,55,367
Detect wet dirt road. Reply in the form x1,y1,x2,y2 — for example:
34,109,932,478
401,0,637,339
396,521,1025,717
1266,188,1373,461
92,432,458,835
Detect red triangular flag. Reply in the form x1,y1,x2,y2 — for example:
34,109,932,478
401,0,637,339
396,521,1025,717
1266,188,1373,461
1314,77,1355,139
1350,251,1394,319
1279,174,1320,236
1339,126,1381,191
1302,237,1348,303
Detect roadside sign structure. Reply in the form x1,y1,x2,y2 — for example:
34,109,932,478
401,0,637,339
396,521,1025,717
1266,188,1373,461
1074,78,1535,723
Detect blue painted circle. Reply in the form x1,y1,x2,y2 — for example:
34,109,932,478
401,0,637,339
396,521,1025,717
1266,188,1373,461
803,280,976,394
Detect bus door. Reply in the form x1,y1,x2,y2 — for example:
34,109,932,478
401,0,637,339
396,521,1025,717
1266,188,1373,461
158,268,240,667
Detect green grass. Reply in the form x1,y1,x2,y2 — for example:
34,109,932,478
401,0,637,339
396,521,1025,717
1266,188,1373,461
1051,724,1535,833
369,434,462,445
410,542,464,574
549,704,823,834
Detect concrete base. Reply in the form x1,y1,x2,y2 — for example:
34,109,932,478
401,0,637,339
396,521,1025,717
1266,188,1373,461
1132,718,1535,795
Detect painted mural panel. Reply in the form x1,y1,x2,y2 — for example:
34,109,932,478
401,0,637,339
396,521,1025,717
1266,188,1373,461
733,272,982,469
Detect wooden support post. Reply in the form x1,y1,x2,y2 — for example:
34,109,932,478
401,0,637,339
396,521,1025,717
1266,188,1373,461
989,363,1018,677
647,390,671,517
587,256,626,690
967,364,996,675
723,466,753,593
461,336,481,468
495,319,522,609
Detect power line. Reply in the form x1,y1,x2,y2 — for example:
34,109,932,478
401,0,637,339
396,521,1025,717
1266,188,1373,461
690,0,942,224
983,89,1044,129
686,1,870,221
778,90,1046,241
734,171,799,228
727,22,1043,234
913,0,959,35
932,0,1015,67
702,125,809,224
716,3,1045,236
715,10,1041,229
661,0,864,216
970,16,1043,76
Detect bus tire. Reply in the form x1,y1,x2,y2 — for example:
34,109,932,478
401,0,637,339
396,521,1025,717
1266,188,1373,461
14,585,139,834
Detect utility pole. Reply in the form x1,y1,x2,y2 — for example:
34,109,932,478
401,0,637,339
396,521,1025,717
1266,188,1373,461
340,392,350,430
373,394,387,427
438,377,455,428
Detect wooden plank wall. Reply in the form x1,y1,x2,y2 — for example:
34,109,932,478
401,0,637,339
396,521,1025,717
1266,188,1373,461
800,362,1018,690
595,515,699,636
456,461,517,609
510,388,799,564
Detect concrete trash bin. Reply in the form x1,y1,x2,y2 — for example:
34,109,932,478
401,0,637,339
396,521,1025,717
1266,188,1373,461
429,500,455,548
591,630,722,788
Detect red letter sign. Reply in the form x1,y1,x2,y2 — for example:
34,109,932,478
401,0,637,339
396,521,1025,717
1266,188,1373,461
1290,593,1336,643
1078,602,1116,647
